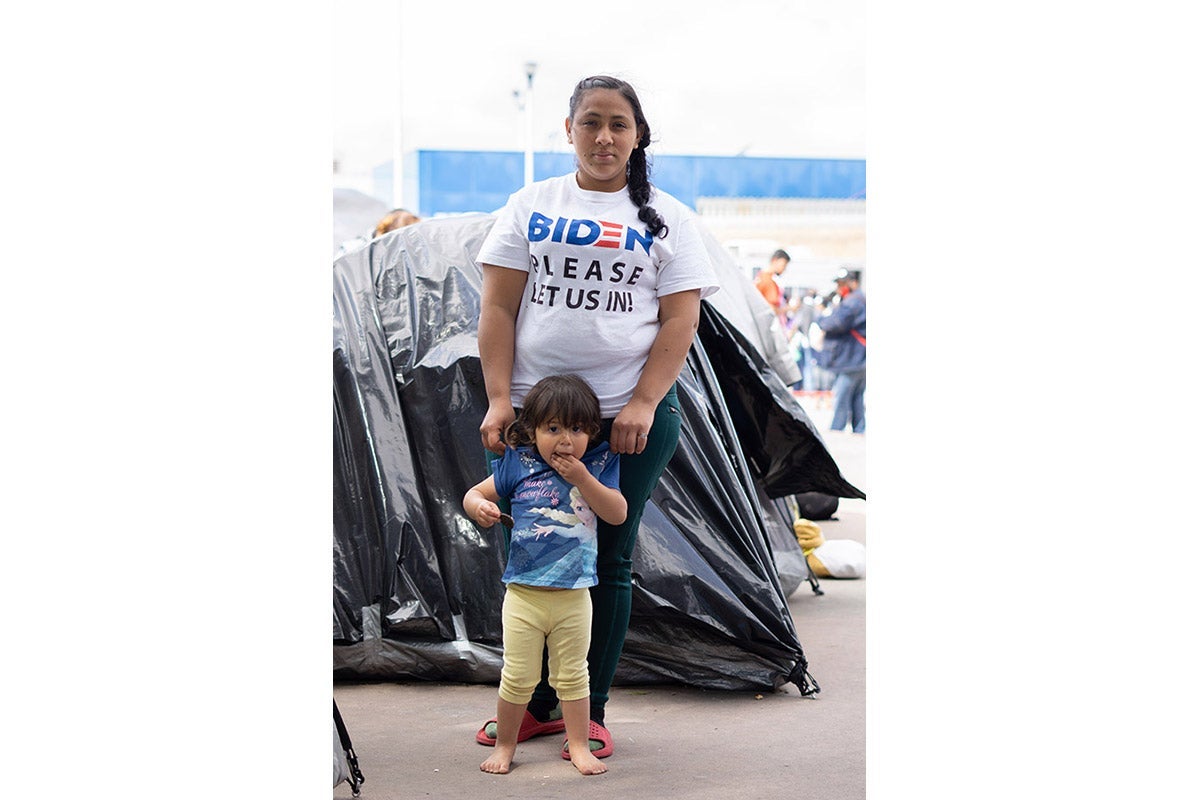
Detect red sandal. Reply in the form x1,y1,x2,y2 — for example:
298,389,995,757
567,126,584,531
475,710,566,746
561,719,614,759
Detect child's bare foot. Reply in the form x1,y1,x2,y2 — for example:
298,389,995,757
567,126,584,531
566,742,608,775
480,745,515,774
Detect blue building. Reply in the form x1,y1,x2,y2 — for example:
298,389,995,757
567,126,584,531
373,150,866,218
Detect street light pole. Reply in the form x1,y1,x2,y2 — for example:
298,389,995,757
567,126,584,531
392,1,405,208
523,61,537,187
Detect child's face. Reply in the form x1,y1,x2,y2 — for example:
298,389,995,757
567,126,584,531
534,418,590,463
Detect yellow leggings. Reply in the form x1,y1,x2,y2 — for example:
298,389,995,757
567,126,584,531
499,583,592,705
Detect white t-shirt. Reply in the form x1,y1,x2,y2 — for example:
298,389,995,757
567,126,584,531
475,173,719,416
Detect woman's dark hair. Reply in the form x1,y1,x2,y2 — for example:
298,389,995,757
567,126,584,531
504,374,603,448
568,75,669,239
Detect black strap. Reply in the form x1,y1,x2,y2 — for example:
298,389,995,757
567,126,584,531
788,660,822,697
334,699,365,795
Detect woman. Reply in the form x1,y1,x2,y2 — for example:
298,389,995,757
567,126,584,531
473,75,719,759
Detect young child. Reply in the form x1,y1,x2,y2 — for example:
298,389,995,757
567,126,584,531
464,374,627,776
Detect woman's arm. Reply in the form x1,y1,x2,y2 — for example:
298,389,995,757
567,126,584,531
610,289,702,455
817,294,863,335
477,264,529,454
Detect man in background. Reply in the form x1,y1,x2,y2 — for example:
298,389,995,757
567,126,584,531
816,267,867,433
754,249,791,327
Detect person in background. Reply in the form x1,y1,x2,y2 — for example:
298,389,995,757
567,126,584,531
798,291,833,403
783,288,817,391
334,205,419,259
794,289,818,337
816,267,866,433
472,74,720,760
373,208,421,237
754,249,791,327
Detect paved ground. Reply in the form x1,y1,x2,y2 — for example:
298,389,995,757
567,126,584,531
335,394,866,799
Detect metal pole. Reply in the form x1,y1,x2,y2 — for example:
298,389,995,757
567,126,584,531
523,61,537,186
392,1,405,208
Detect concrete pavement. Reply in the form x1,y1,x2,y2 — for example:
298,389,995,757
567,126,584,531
334,395,867,800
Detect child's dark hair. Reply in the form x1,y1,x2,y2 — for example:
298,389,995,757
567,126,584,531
504,375,603,449
568,75,669,239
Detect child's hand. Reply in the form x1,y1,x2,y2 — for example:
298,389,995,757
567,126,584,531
548,452,588,485
472,500,503,528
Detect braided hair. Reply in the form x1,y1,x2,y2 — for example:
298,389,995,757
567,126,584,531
568,75,669,239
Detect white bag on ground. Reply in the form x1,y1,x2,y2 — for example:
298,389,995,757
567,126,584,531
806,539,866,579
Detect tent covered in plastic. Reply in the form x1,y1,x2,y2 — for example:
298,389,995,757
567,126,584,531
332,187,388,256
332,213,864,694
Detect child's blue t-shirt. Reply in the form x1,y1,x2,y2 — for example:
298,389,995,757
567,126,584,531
491,442,620,589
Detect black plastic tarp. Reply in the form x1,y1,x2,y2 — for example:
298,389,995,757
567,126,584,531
332,213,863,693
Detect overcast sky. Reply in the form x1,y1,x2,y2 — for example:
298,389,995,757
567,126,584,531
333,0,864,181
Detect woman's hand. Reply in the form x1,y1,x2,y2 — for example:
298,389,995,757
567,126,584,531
479,400,515,455
610,397,655,455
477,264,527,454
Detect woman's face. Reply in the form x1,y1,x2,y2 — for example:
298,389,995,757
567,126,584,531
565,88,642,192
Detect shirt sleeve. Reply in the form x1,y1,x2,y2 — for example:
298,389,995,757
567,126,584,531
587,445,621,490
475,190,533,271
490,448,520,499
818,295,864,334
655,215,720,299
